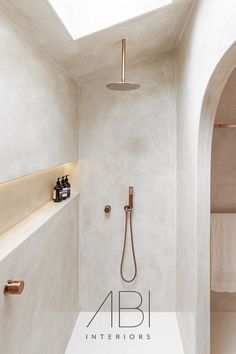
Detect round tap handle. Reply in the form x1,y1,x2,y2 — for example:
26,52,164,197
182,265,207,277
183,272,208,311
104,205,111,214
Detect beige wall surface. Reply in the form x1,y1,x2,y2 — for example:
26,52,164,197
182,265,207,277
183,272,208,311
0,195,79,354
0,12,79,183
0,12,80,353
176,1,236,354
78,53,177,312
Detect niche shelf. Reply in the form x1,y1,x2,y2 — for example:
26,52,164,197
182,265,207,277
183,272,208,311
0,161,79,236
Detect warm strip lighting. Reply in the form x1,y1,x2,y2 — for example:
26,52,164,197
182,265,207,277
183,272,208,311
48,0,172,39
214,124,236,128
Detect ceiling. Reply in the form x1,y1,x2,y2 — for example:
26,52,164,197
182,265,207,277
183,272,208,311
47,0,173,40
0,0,194,84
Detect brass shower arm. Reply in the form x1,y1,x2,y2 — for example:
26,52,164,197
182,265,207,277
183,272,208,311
106,38,140,91
121,38,126,83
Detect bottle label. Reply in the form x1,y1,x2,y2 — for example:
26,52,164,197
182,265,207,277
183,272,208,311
53,189,56,199
59,189,67,198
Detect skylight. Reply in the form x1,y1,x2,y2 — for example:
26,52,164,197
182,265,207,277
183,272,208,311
48,0,173,40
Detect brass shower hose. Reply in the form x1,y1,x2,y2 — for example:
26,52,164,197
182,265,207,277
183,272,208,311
120,206,137,283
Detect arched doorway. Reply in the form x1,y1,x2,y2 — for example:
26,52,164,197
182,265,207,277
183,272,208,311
197,43,236,353
210,66,236,353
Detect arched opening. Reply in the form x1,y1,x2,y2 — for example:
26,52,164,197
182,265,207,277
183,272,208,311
211,67,236,353
197,43,236,353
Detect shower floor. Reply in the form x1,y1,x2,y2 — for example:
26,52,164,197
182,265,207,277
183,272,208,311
65,312,184,354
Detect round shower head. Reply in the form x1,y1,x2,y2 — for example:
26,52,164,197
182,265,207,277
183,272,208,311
106,39,140,91
106,82,140,91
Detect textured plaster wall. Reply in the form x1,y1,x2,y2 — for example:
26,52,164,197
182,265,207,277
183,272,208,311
78,53,177,312
0,11,80,354
0,12,79,183
0,195,79,354
176,1,236,353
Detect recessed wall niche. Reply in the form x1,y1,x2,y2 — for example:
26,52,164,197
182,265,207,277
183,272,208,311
0,161,78,236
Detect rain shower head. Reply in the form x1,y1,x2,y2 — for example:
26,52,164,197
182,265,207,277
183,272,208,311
106,39,140,91
106,82,140,91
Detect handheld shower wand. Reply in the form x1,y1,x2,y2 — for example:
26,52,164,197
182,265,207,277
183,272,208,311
120,187,137,283
129,186,134,209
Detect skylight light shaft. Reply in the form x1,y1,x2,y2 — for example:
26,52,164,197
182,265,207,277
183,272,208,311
48,0,173,40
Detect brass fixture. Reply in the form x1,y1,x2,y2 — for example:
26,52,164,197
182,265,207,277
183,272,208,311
4,280,24,295
120,186,137,283
214,124,236,128
104,205,111,214
128,186,134,209
106,39,140,91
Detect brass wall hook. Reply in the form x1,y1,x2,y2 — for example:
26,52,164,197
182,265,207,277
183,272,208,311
4,280,24,295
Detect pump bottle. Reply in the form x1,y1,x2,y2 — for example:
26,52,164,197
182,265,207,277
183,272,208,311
53,178,62,203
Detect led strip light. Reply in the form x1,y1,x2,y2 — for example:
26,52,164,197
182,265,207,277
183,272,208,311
214,124,236,128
